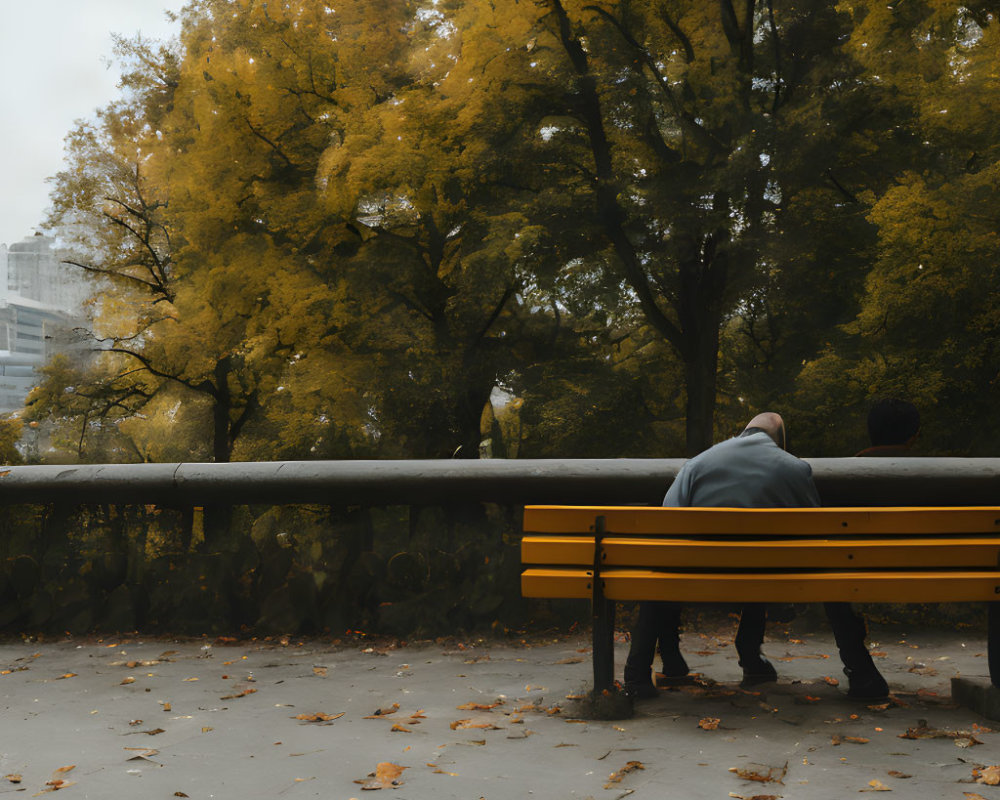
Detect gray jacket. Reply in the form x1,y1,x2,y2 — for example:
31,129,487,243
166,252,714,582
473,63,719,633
663,431,820,508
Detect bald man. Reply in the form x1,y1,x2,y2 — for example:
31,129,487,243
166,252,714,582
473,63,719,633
624,413,888,700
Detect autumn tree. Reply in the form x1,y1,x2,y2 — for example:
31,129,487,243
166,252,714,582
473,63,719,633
790,2,1000,455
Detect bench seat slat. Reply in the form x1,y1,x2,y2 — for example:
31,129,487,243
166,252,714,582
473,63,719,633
523,505,1000,537
521,568,1000,603
522,535,1000,569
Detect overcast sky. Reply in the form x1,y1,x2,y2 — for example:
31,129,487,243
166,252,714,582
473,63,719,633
0,0,187,247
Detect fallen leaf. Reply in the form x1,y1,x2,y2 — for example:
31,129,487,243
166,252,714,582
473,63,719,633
861,778,891,791
355,762,408,790
822,676,840,686
973,765,1000,785
5,775,21,784
699,718,721,730
313,667,328,677
729,795,780,800
57,673,77,680
201,727,213,733
604,761,644,788
162,703,172,712
449,719,499,730
433,769,458,776
729,763,788,784
364,704,400,719
182,677,198,682
455,701,503,711
554,657,584,664
173,793,189,798
142,728,165,736
887,771,911,779
124,747,159,762
220,688,257,700
831,736,869,745
120,677,135,685
965,794,991,800
390,724,412,733
39,779,77,792
293,712,345,723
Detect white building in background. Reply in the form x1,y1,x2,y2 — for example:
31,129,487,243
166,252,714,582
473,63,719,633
0,233,91,412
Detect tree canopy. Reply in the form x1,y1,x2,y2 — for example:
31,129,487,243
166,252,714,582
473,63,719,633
28,0,1000,462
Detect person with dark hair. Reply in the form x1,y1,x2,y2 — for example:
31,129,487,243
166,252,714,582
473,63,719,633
858,399,920,456
624,413,888,700
815,398,923,700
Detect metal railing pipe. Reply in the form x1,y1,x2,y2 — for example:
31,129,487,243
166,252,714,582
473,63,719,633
0,458,997,507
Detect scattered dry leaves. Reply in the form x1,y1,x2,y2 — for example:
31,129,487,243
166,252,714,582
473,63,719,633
698,717,721,730
861,778,892,792
604,761,644,788
899,720,981,746
831,736,870,745
455,701,503,711
822,676,840,686
390,724,413,733
312,666,328,677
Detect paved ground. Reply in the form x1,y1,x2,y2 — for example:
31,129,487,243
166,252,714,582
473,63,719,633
0,618,997,800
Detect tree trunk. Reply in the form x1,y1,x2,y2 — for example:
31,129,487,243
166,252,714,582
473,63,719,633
683,342,719,456
455,383,492,459
212,357,233,464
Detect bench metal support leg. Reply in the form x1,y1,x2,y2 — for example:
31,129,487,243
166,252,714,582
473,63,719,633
592,515,615,693
989,602,999,688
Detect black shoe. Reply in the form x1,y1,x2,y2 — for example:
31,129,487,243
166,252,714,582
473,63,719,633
623,680,658,700
845,668,889,699
660,650,690,679
739,655,778,687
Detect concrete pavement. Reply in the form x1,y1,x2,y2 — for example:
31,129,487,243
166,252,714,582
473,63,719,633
0,617,996,799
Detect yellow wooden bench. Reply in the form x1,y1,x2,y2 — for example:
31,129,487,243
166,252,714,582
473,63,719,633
521,505,1000,692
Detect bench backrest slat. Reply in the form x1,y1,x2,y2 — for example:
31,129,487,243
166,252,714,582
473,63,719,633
523,505,1000,536
522,535,1000,569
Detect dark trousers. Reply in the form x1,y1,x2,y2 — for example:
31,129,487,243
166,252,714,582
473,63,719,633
623,601,683,683
624,601,879,681
824,601,879,674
